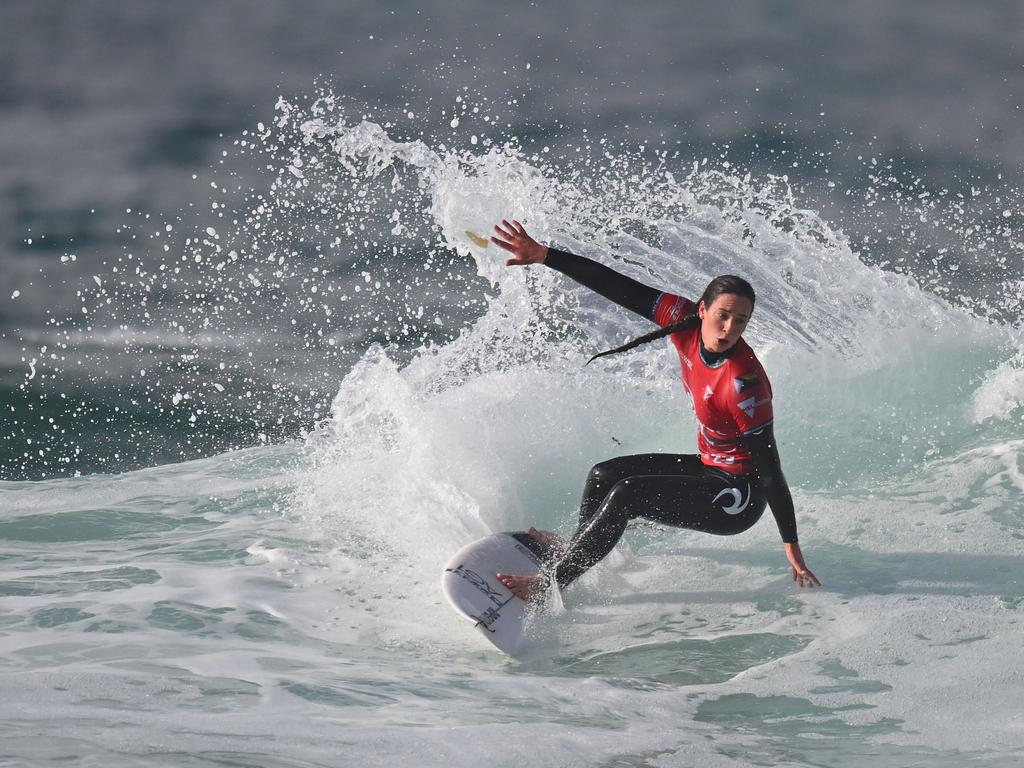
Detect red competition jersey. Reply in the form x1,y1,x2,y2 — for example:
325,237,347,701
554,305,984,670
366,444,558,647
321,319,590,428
653,293,774,475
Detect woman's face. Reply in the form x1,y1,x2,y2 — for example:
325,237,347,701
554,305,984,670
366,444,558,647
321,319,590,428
698,294,753,353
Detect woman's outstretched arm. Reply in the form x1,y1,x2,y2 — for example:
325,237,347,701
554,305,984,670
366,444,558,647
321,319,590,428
491,219,663,320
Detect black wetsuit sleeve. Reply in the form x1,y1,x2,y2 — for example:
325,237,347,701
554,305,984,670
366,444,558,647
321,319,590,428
743,424,799,543
544,247,663,320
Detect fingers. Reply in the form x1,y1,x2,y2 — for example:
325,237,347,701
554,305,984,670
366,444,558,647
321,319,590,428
492,219,529,243
489,218,542,267
492,219,533,264
792,567,821,588
495,246,527,266
494,219,517,239
490,221,516,248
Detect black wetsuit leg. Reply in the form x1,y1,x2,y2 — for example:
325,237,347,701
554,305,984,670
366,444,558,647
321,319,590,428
554,454,766,588
576,454,706,527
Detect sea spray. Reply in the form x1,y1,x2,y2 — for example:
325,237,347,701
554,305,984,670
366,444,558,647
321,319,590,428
274,97,1023,647
6,89,1021,493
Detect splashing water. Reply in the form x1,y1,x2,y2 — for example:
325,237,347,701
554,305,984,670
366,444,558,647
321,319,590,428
2,86,1024,766
7,87,1022,482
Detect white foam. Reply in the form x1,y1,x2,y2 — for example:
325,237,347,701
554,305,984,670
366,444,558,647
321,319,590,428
973,353,1024,423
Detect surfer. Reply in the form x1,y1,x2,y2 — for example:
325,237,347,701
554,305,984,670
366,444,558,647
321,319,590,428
489,219,821,600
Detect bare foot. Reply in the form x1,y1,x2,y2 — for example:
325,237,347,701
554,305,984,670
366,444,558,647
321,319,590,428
496,572,550,601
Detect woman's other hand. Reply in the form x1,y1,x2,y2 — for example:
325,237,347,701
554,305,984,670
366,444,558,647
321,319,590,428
784,541,822,587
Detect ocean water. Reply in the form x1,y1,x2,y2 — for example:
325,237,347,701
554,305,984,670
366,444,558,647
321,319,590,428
2,3,1024,766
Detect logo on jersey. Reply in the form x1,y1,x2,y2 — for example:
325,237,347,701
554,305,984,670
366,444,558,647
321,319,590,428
737,394,770,419
681,354,693,370
703,385,714,401
733,372,761,393
713,484,751,515
666,298,685,322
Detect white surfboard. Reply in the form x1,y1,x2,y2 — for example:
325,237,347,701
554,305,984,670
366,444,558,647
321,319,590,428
441,531,553,655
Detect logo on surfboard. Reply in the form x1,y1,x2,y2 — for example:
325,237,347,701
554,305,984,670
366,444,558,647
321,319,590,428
445,564,507,608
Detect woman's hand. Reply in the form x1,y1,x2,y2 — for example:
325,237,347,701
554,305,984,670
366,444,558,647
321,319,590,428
491,219,548,266
784,542,821,588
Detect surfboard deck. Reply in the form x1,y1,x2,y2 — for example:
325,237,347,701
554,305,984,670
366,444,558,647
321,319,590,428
441,531,557,655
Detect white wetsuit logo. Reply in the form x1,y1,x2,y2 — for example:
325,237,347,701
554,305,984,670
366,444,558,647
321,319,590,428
713,484,751,515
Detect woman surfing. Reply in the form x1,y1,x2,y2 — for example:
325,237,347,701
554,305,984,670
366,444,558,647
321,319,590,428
489,219,821,600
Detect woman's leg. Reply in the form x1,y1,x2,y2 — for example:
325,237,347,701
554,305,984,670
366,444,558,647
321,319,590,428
502,455,703,599
577,454,705,527
554,465,765,588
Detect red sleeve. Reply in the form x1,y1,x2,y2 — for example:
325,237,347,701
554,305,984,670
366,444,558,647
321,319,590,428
727,367,774,434
652,293,695,327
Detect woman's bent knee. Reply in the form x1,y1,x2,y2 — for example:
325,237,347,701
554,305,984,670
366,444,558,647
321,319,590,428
586,459,617,488
599,479,642,521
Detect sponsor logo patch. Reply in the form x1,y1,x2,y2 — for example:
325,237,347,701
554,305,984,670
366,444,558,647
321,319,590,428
666,298,684,322
737,394,771,419
734,372,761,393
712,487,753,518
713,484,751,515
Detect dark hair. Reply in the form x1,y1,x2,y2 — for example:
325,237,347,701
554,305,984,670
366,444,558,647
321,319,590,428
586,275,756,364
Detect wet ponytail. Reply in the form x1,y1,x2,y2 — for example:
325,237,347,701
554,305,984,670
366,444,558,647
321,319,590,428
586,315,699,364
586,274,755,365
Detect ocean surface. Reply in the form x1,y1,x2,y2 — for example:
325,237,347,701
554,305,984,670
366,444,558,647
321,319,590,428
2,2,1023,766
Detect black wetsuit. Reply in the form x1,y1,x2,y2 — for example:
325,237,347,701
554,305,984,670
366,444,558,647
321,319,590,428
543,248,798,589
